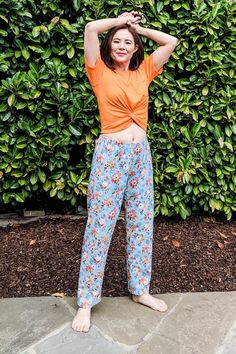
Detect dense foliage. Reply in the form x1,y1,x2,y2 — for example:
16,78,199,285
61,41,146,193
0,0,235,219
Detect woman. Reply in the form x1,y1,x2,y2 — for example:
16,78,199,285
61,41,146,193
72,11,177,332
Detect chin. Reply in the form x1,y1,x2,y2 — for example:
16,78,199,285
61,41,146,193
114,57,129,64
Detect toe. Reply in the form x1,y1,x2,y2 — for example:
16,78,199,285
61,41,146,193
83,324,89,332
78,325,83,332
158,300,168,312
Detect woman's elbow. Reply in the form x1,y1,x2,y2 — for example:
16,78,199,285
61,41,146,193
85,22,96,32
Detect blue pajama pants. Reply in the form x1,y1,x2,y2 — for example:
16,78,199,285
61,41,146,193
77,134,154,308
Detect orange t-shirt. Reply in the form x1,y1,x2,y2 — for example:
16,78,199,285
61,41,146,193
85,53,163,133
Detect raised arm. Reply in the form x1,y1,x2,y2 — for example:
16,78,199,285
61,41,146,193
84,15,141,67
136,27,178,71
124,11,178,71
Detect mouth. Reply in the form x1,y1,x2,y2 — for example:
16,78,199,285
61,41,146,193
116,52,126,56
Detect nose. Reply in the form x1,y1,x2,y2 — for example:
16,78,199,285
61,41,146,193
118,41,125,49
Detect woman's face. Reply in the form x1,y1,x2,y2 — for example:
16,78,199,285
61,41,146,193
110,29,138,67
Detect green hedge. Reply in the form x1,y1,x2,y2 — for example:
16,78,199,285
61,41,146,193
0,0,235,219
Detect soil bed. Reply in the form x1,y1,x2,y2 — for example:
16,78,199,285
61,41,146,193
0,216,235,298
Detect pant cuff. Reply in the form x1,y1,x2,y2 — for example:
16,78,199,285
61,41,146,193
128,286,150,296
77,297,101,309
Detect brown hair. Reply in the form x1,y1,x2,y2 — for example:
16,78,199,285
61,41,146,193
100,24,144,71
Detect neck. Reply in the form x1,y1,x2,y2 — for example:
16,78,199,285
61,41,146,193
113,62,130,72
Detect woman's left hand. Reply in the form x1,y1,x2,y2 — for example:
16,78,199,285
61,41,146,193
129,22,142,33
118,11,144,25
130,11,144,22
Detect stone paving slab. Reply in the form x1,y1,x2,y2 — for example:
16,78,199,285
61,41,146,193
0,214,86,228
20,324,129,354
217,320,236,354
64,293,182,345
0,297,72,354
137,292,236,354
0,292,235,354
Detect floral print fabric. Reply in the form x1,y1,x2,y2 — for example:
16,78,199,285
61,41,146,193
77,134,154,308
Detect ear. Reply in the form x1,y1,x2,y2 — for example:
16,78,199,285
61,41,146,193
133,44,139,53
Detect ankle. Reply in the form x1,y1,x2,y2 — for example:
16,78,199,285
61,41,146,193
78,307,91,312
132,293,149,298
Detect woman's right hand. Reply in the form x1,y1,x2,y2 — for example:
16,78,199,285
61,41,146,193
117,12,143,26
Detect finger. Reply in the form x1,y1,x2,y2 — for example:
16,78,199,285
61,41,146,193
132,11,143,19
127,15,137,22
133,16,142,23
118,12,130,17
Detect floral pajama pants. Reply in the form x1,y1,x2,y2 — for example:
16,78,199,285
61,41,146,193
77,134,154,308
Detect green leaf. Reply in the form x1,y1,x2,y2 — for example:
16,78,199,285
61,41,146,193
209,199,223,212
50,172,63,180
8,94,15,107
50,188,57,197
218,137,224,148
60,19,78,33
177,60,184,70
68,124,82,136
16,102,27,110
173,4,181,11
42,48,52,59
211,2,221,20
30,174,38,185
225,126,232,137
185,185,193,194
182,3,190,10
16,142,27,149
224,142,233,152
69,68,77,78
165,166,178,173
11,171,23,178
32,26,41,38
23,11,32,18
0,103,8,112
202,87,209,96
73,0,81,11
0,145,8,153
28,45,44,53
14,193,24,203
162,93,171,105
22,48,30,60
0,15,8,23
38,170,46,183
179,207,188,220
43,180,51,192
192,123,201,137
181,127,191,141
70,171,78,183
46,117,56,126
67,47,75,59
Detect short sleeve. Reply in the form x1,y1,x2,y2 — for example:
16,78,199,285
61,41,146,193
84,56,105,87
141,52,163,84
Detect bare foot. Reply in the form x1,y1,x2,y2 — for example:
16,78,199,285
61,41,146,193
131,293,168,312
71,308,91,332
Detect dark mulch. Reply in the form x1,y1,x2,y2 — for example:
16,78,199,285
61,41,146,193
0,216,235,298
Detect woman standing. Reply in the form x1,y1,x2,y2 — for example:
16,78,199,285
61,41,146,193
72,11,177,332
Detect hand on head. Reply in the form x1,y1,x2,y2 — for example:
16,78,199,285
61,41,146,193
118,11,144,27
130,11,144,21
